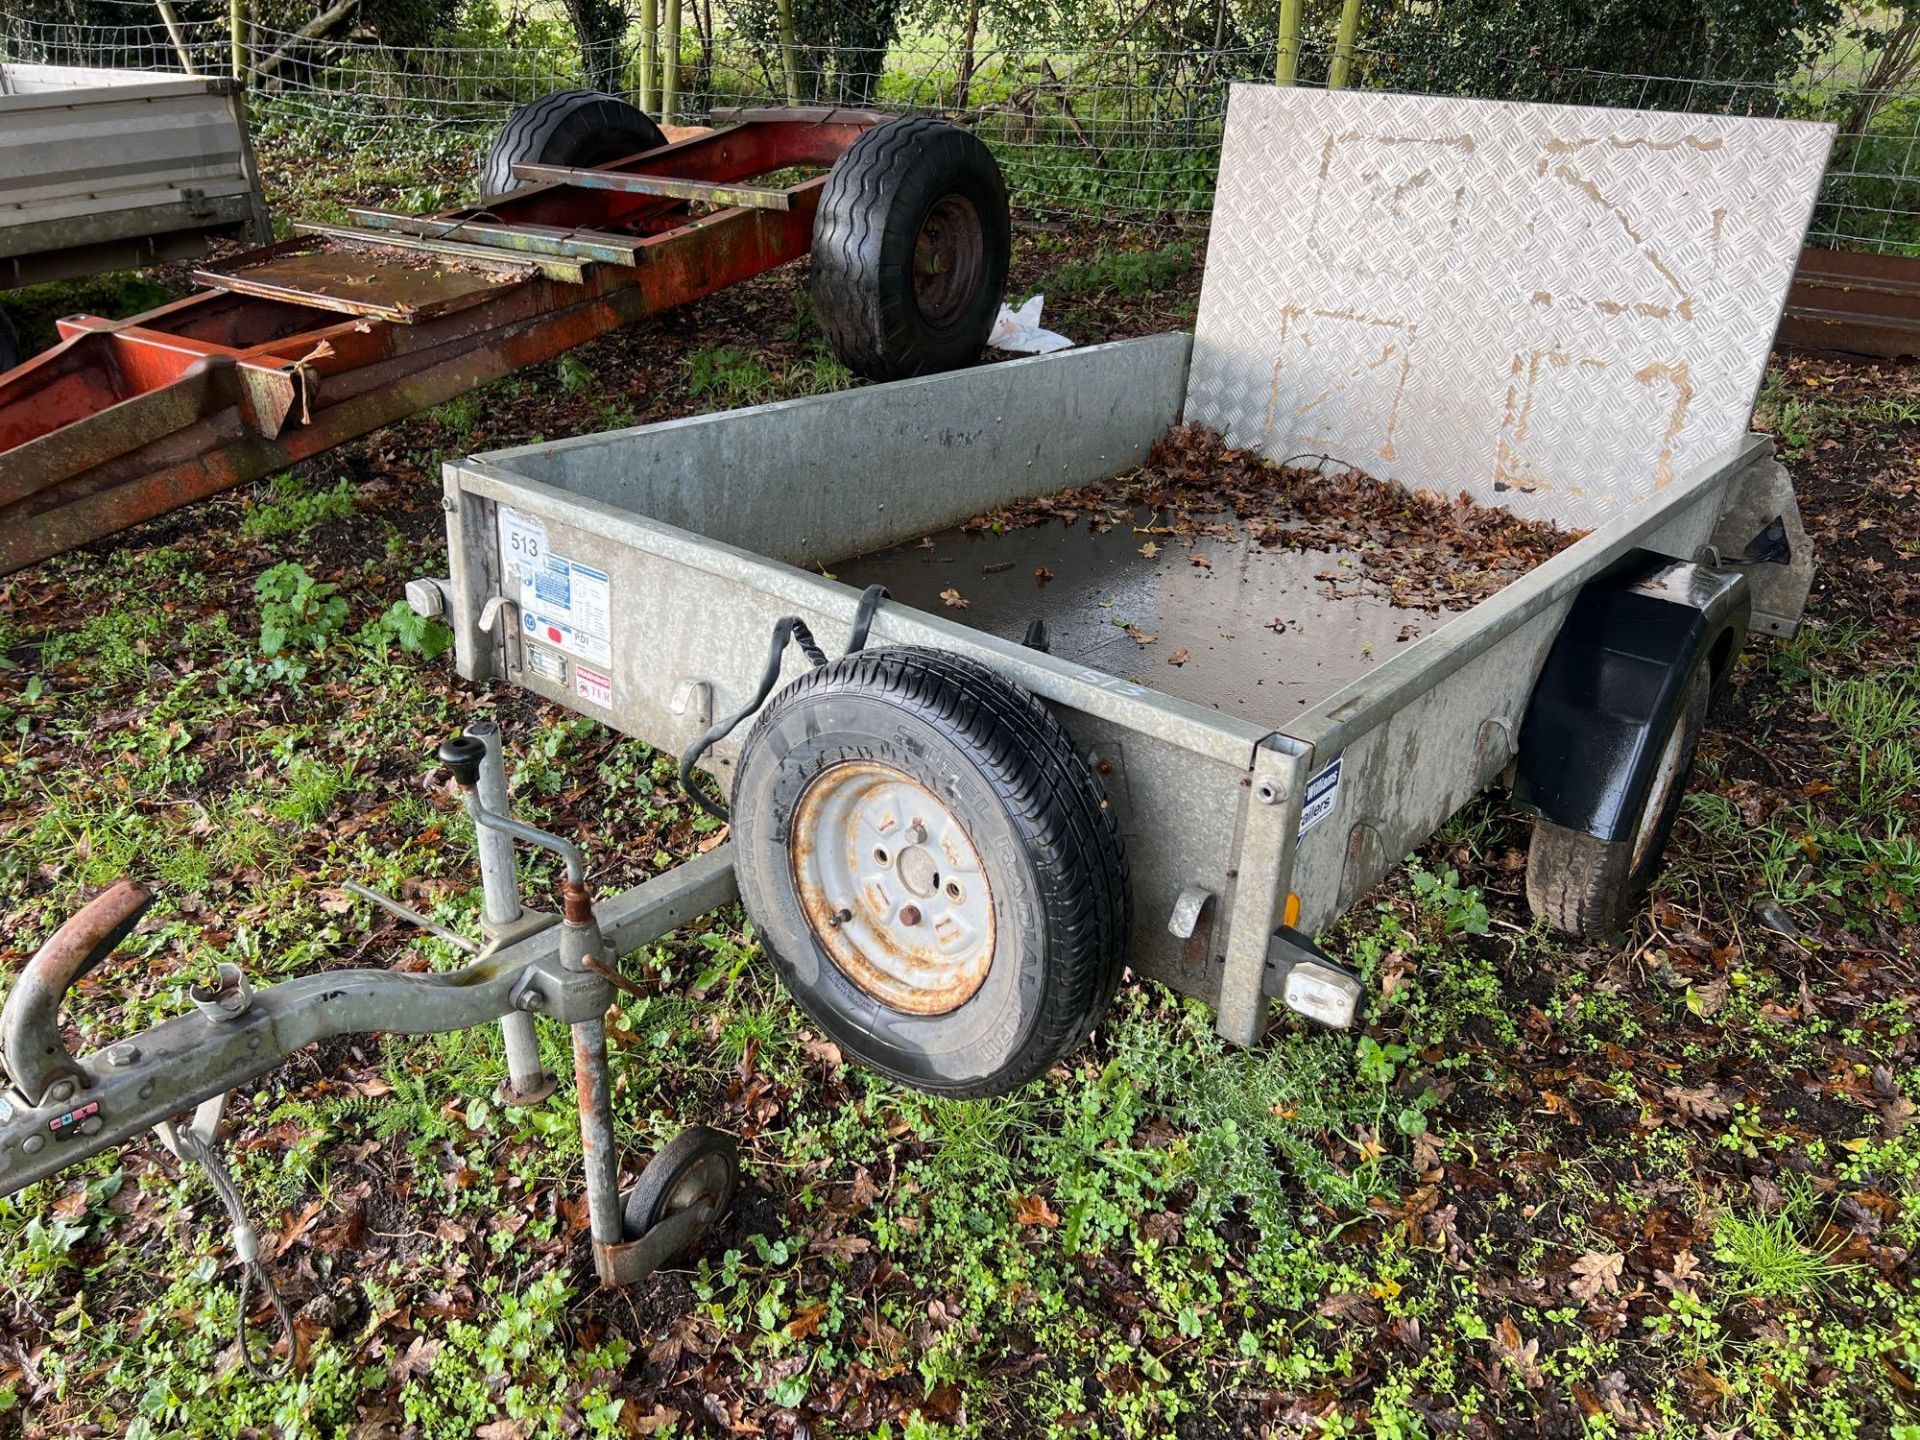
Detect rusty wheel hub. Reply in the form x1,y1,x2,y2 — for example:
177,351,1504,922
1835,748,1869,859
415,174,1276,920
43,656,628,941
791,761,994,1015
911,194,986,330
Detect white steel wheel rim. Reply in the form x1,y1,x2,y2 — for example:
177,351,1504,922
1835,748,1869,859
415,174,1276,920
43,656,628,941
790,761,995,1016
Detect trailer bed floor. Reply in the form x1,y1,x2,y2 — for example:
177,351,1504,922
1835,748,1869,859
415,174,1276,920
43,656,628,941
833,508,1447,719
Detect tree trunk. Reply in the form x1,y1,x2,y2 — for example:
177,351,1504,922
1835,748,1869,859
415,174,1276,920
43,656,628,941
564,0,626,92
776,0,800,104
638,0,657,112
954,0,979,110
661,0,681,121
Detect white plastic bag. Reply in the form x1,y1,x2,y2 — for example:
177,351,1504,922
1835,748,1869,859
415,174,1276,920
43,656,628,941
988,294,1074,355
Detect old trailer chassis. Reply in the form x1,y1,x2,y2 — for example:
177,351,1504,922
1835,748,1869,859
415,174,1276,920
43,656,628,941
0,108,878,576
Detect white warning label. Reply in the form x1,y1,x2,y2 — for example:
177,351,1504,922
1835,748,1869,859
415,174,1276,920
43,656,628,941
573,664,613,709
1297,757,1342,840
499,505,613,667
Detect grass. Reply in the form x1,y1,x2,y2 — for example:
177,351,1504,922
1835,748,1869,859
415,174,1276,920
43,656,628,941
1,230,1917,1437
683,342,853,407
240,474,360,540
1033,236,1202,302
1715,1206,1858,1299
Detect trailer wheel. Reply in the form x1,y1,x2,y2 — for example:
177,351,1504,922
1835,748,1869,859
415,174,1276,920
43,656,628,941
0,309,17,373
480,90,667,198
622,1125,738,1239
1526,658,1712,938
811,117,1011,381
731,647,1128,1096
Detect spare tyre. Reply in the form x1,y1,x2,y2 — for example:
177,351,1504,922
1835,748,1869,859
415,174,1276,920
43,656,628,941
731,647,1128,1096
811,117,1011,381
480,90,667,198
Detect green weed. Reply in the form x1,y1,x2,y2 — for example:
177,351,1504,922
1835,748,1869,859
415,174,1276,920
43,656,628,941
255,562,350,656
1037,238,1201,302
240,474,358,539
360,600,454,659
428,390,487,440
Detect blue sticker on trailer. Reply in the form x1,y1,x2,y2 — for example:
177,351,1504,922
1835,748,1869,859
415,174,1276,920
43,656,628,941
1298,757,1342,840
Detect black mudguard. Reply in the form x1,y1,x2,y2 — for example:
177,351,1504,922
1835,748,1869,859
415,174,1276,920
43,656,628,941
1514,551,1749,844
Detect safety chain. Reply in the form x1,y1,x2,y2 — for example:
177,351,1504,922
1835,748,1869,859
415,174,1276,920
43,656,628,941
169,1126,296,1379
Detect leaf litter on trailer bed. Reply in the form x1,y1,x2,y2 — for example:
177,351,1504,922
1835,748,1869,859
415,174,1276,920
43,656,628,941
832,425,1586,720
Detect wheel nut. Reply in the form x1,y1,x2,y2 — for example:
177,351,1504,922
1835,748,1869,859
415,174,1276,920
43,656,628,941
899,905,922,926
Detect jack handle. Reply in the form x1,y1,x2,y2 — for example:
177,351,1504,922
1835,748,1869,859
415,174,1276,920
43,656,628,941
439,736,589,893
1,879,154,1107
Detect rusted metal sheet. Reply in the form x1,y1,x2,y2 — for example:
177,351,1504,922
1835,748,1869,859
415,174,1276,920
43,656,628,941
1779,247,1920,359
0,111,864,574
197,238,531,324
509,162,794,211
710,104,891,128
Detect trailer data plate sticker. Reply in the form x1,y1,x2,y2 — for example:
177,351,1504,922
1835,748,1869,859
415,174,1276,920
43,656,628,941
1298,757,1342,841
1186,88,1833,528
526,646,565,684
499,506,613,666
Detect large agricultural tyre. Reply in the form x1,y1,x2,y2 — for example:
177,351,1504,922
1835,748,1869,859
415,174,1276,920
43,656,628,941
1525,656,1713,939
731,647,1129,1096
811,117,1012,381
479,90,667,199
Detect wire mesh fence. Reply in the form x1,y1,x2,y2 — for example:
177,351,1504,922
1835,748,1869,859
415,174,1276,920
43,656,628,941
4,0,1919,251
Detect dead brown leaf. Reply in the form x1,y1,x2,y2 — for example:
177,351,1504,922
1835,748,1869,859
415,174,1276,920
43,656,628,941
1569,1249,1625,1304
1014,1193,1060,1227
1494,1316,1544,1389
1665,1084,1731,1122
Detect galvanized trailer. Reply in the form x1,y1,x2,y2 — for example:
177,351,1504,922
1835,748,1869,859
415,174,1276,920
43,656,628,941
0,65,270,299
0,88,1837,1317
431,330,1809,1061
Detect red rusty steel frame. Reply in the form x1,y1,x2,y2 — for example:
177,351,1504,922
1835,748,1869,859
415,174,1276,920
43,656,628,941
0,112,876,576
